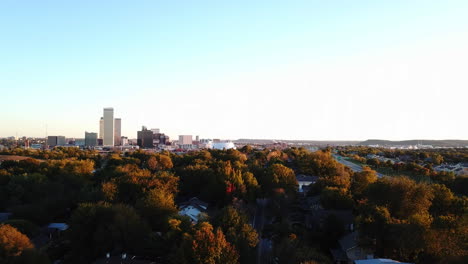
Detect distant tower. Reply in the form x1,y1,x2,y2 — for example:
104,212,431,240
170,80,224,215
99,117,104,139
114,118,121,146
103,108,114,146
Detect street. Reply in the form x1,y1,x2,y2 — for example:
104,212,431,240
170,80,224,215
253,198,272,264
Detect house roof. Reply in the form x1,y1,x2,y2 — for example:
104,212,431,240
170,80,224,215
296,174,319,182
0,212,12,222
179,197,208,210
48,223,69,231
179,206,203,222
354,259,413,264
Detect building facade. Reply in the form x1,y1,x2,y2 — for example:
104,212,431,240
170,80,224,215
103,108,114,146
84,132,98,147
47,136,66,147
137,126,153,148
114,118,121,146
179,135,193,145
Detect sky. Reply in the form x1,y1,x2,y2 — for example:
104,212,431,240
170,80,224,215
1,0,467,141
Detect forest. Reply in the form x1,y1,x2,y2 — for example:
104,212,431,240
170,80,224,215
0,146,466,263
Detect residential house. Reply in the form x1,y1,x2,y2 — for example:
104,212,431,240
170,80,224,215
296,174,319,193
331,231,374,264
178,197,208,224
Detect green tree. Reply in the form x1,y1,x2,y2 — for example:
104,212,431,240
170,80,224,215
214,206,258,263
67,203,151,262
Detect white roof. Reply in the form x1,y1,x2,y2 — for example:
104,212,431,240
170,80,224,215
179,206,202,223
212,142,236,150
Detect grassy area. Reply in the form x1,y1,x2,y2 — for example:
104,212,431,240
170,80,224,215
376,167,432,183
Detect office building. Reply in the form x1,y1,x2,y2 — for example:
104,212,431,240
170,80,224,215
151,128,160,134
121,136,129,146
103,108,114,146
99,117,104,139
114,118,121,146
47,136,66,147
179,135,193,145
85,132,98,147
137,126,153,148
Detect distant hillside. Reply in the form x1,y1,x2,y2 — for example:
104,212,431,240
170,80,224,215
235,139,360,146
360,139,468,148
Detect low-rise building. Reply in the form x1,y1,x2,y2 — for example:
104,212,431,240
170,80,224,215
296,174,319,193
178,197,208,224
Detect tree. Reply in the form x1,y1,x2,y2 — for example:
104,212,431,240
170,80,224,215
363,177,434,219
320,187,353,210
351,166,377,197
261,164,297,194
214,206,258,263
67,203,151,262
430,184,454,216
191,222,239,264
137,188,178,230
0,224,34,260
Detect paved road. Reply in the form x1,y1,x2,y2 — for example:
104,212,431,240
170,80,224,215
253,198,272,264
333,155,384,178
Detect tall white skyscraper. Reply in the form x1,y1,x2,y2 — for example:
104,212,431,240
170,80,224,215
99,117,104,139
103,108,114,146
114,118,121,146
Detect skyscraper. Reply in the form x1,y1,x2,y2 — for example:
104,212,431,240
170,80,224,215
85,132,98,147
114,118,121,146
99,117,104,139
137,126,153,148
103,108,114,146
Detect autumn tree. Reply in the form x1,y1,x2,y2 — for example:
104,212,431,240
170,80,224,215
137,187,178,230
351,166,378,197
0,224,34,260
190,222,239,264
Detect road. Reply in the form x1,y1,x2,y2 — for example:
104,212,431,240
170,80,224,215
253,198,272,264
333,154,384,178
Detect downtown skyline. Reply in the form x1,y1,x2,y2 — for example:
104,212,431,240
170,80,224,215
1,1,468,140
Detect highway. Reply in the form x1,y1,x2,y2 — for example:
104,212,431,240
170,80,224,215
333,154,384,178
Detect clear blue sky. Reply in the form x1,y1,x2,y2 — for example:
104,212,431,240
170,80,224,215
1,1,467,140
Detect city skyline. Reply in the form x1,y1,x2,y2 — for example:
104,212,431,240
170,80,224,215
1,1,468,140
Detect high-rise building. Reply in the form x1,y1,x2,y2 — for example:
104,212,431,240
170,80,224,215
137,126,153,148
99,117,104,139
121,136,129,146
114,118,121,146
151,128,160,134
179,135,193,145
47,136,66,147
85,132,98,147
103,108,114,146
